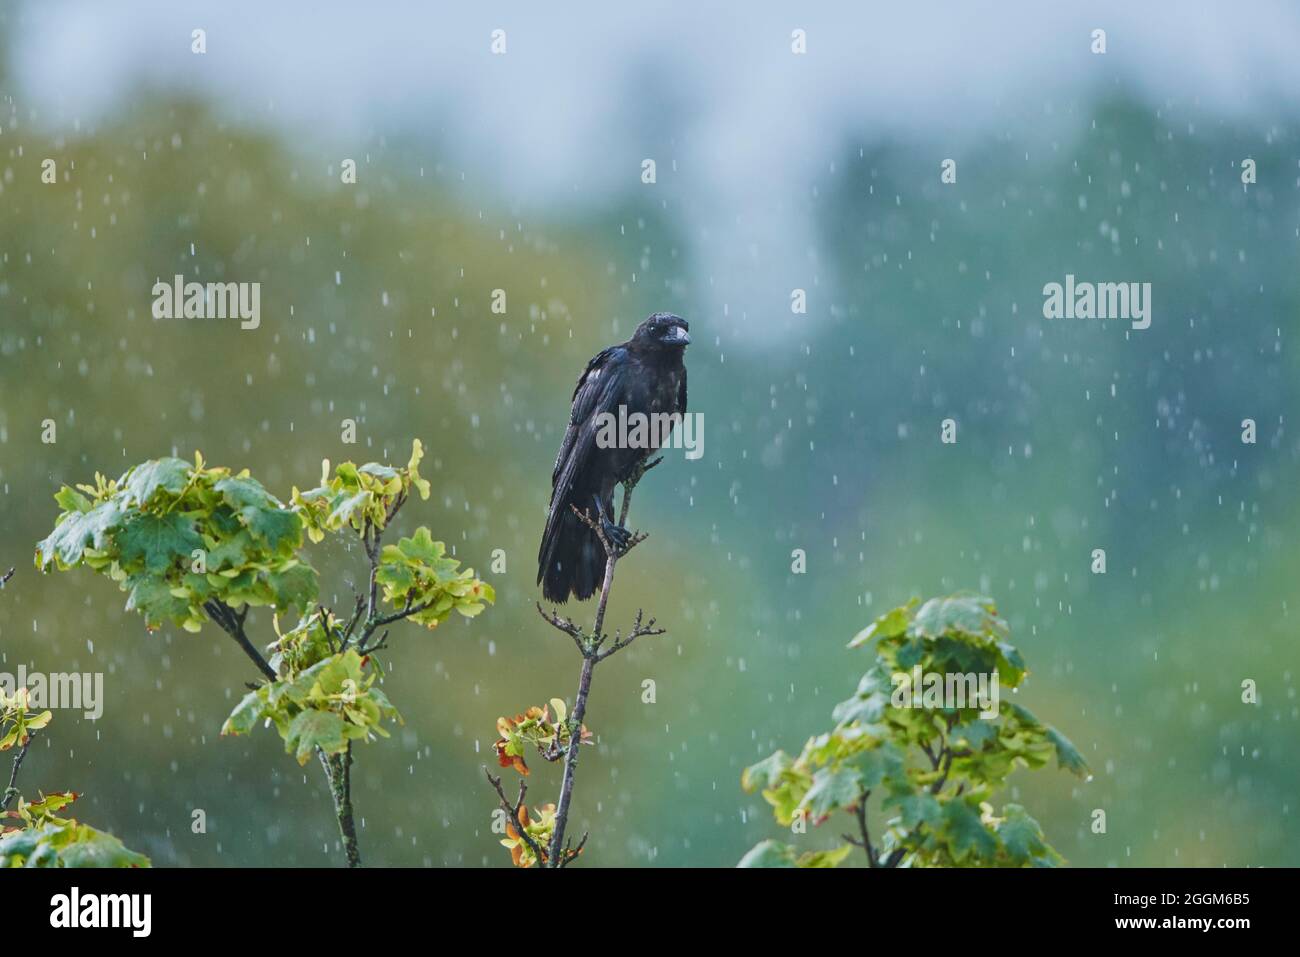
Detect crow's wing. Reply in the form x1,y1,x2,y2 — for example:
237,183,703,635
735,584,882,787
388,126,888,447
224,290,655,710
678,362,687,415
550,347,620,487
538,347,627,573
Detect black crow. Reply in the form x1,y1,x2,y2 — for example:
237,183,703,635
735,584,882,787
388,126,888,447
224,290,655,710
538,312,690,603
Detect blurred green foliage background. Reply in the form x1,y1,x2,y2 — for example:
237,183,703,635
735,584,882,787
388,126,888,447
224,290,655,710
0,14,1297,868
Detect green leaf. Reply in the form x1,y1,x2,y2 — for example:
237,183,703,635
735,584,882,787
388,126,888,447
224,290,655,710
214,475,274,510
284,709,347,765
35,500,125,568
326,490,369,527
996,804,1052,866
375,561,417,594
736,839,798,868
122,458,191,507
1045,726,1090,777
124,576,193,629
55,826,152,868
832,690,887,726
796,844,854,868
265,563,318,613
221,689,267,736
395,526,444,565
741,751,792,792
895,636,927,670
358,463,399,481
53,486,94,513
913,594,1001,640
856,740,905,789
799,765,863,820
0,821,150,868
948,719,998,751
882,784,942,830
204,528,255,571
307,651,365,696
239,506,302,553
117,512,203,574
941,798,999,865
848,602,914,648
995,641,1027,686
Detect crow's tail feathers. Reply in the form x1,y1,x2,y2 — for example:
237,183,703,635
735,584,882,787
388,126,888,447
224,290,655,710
538,505,606,604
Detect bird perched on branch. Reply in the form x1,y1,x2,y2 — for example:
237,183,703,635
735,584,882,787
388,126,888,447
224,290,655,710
538,313,690,603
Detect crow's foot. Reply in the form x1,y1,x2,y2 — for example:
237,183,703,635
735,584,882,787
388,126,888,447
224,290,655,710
602,517,633,553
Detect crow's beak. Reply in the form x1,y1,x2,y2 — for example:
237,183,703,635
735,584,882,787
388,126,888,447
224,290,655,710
665,326,691,345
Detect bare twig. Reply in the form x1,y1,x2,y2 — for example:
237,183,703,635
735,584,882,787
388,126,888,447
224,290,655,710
536,603,586,654
342,593,366,646
357,629,389,656
558,831,588,868
545,461,666,866
0,568,13,589
619,456,661,526
596,608,665,662
1,731,38,814
363,520,381,625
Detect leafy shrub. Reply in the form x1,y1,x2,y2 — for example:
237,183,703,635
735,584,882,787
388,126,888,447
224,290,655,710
741,594,1090,868
34,440,493,866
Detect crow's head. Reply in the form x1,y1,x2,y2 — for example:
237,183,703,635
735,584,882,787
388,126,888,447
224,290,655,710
632,312,690,349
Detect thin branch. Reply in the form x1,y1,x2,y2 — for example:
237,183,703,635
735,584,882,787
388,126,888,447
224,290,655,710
568,504,648,561
920,740,939,770
358,492,405,608
535,603,586,654
363,519,381,626
341,593,366,646
0,568,13,589
204,599,275,681
558,831,588,868
357,629,389,656
535,740,566,763
368,599,433,631
546,459,663,866
619,456,661,527
854,794,878,867
204,598,360,865
485,768,547,867
927,715,957,795
1,730,38,814
596,608,665,662
548,655,596,865
930,748,954,795
384,490,408,525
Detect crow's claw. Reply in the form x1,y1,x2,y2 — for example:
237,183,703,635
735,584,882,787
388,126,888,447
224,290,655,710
602,518,632,553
